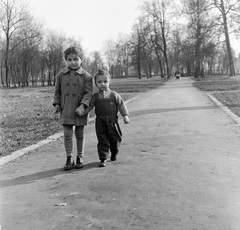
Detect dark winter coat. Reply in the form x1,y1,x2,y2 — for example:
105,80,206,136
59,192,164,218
53,67,93,126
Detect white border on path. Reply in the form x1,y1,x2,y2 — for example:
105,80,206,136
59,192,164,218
0,97,138,166
206,92,240,125
0,132,63,166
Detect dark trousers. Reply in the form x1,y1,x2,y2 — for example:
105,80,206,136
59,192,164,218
95,116,121,160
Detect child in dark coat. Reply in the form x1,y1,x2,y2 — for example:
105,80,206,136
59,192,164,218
53,47,93,170
76,69,129,167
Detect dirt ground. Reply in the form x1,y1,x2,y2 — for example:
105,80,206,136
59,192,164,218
1,77,240,230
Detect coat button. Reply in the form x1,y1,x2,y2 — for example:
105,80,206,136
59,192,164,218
73,83,77,86
72,94,76,97
66,83,70,86
66,93,69,96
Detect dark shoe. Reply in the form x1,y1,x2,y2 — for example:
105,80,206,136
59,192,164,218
64,156,75,171
75,156,84,169
99,160,106,167
110,156,117,161
110,152,117,161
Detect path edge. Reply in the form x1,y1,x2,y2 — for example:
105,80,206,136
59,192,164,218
205,92,240,125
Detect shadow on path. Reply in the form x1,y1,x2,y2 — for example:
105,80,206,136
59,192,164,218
0,162,99,188
161,84,194,89
130,105,217,117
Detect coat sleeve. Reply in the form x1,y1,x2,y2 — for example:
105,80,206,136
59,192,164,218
80,73,93,107
115,92,129,117
53,73,61,106
83,94,95,115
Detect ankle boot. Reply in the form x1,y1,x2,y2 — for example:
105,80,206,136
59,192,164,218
75,155,84,169
64,156,75,170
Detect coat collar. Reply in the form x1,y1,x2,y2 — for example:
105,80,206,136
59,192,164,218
62,67,84,75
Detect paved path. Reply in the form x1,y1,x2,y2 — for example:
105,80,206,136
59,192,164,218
1,77,240,230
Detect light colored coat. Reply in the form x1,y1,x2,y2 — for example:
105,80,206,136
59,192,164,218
53,67,93,126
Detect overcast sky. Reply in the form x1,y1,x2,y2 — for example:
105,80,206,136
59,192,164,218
29,0,144,53
29,0,239,54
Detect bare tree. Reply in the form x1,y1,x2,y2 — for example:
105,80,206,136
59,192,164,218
136,27,142,79
136,20,155,78
0,35,5,86
115,34,132,77
183,0,218,77
130,24,143,79
141,0,172,78
45,31,67,85
89,51,104,76
0,0,30,87
102,39,118,77
12,17,42,86
213,0,239,76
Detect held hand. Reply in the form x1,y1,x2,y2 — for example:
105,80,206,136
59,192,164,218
76,104,85,117
123,116,130,124
54,104,61,114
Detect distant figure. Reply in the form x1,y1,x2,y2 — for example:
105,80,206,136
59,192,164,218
77,69,129,167
175,70,181,80
53,46,93,170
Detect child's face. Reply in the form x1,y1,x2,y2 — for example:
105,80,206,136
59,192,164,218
95,75,110,92
66,53,82,69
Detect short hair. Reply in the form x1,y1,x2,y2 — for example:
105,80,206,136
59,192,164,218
64,46,82,60
94,69,111,85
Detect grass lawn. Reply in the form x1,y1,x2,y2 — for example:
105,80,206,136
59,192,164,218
193,75,240,117
0,76,168,157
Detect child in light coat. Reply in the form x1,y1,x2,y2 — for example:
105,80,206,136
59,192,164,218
53,47,93,170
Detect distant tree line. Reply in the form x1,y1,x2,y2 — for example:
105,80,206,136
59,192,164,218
0,0,240,88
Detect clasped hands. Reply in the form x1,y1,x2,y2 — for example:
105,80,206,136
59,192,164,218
76,105,130,123
54,104,85,116
75,104,85,117
56,104,129,123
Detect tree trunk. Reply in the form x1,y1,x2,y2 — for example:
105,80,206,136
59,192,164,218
1,64,5,87
162,36,170,78
155,50,164,78
194,29,202,78
220,0,235,76
4,53,9,88
4,33,10,88
137,32,141,79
